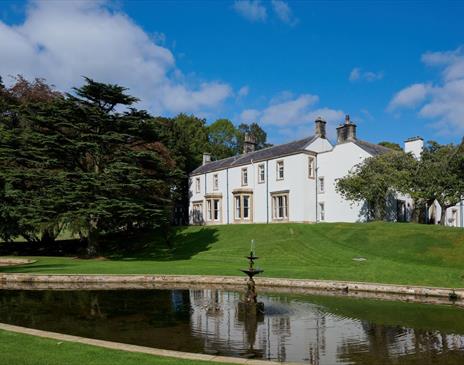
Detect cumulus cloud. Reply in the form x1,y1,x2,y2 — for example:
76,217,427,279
237,85,250,97
349,67,383,82
0,0,233,114
388,83,430,110
233,0,267,22
240,92,344,140
388,46,464,133
271,0,298,26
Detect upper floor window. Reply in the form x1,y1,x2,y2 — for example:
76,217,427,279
213,174,219,190
195,177,200,193
308,156,315,179
276,160,284,180
258,164,265,183
241,168,248,186
318,177,325,193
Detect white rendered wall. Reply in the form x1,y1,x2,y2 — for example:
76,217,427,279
189,152,319,224
317,143,372,222
404,139,424,159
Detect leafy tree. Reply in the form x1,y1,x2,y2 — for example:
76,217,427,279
378,141,402,152
154,113,209,225
407,141,464,225
208,118,238,160
0,77,177,255
237,122,272,153
336,151,416,220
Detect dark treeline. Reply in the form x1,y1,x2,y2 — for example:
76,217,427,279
0,76,270,256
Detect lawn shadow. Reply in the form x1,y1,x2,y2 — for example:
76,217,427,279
0,263,74,273
106,226,220,262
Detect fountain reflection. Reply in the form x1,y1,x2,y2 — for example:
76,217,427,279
0,288,463,364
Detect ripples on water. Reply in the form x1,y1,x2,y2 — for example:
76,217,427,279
0,288,463,364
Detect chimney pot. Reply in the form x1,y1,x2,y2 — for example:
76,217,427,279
337,115,357,143
243,133,256,154
314,116,327,139
202,153,211,165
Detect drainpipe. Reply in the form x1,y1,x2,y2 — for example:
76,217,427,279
226,168,229,224
266,160,269,224
315,156,318,223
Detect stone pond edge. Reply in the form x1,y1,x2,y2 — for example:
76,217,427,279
0,273,462,299
0,323,288,365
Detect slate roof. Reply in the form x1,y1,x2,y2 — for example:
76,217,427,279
354,140,392,156
191,135,317,175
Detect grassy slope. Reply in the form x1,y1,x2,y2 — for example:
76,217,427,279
1,222,464,287
0,330,229,365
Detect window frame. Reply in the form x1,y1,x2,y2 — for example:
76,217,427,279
276,160,284,181
318,176,325,193
205,198,221,223
319,202,325,221
192,201,203,224
213,174,219,191
241,168,248,186
271,191,289,221
308,156,315,179
195,177,201,193
257,163,265,184
233,192,253,222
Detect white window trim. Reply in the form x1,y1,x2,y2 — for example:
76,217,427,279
318,176,325,193
319,202,325,221
241,168,248,186
213,174,219,191
276,160,284,181
205,198,222,223
271,192,289,221
257,163,265,184
308,156,315,179
195,177,201,193
233,193,253,222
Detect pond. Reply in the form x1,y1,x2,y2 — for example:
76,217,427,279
0,287,463,364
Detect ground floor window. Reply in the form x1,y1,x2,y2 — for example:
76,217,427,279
319,202,325,221
272,192,289,221
206,198,221,223
233,193,253,222
192,202,203,224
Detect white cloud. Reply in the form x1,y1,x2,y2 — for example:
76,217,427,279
388,83,430,110
0,0,233,114
388,46,464,133
238,85,250,97
349,67,383,82
239,92,344,140
271,0,298,25
233,0,267,22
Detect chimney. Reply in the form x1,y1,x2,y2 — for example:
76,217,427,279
404,137,423,160
337,115,357,143
314,116,327,139
243,133,256,154
202,153,211,165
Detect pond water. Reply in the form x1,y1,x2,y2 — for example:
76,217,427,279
0,287,464,364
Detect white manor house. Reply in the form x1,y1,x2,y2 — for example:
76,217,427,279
189,116,463,227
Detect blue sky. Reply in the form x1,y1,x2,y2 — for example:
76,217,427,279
1,1,463,145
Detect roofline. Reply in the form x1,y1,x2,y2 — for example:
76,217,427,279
190,150,317,177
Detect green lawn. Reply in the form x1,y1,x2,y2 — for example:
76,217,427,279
1,222,464,288
0,330,229,365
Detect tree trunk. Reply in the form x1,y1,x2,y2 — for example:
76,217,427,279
440,207,447,226
41,229,56,245
86,220,99,257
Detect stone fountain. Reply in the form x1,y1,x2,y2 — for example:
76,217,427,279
238,240,264,314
